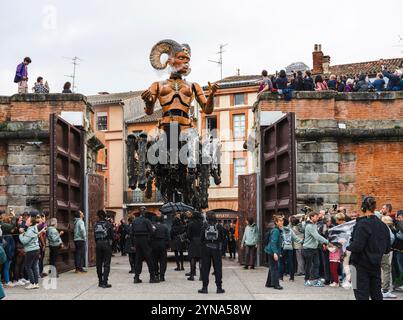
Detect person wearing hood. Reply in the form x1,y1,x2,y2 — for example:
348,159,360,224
280,218,303,282
241,217,259,269
199,211,225,294
186,211,204,281
19,210,45,289
303,212,329,287
73,211,87,273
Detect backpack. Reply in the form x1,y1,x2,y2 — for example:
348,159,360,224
205,224,219,241
283,229,292,247
94,222,108,241
0,245,7,265
132,218,149,235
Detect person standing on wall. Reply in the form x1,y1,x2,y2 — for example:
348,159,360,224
14,57,31,94
73,211,87,274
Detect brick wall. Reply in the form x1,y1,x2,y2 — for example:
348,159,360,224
339,141,403,213
257,91,403,214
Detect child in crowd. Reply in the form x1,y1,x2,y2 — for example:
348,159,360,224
328,243,342,287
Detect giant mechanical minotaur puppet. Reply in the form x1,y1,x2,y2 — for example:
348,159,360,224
127,40,221,210
141,39,218,128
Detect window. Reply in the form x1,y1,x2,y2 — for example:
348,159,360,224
97,112,108,131
234,158,246,186
206,116,218,138
104,149,108,168
104,178,108,206
233,114,246,139
234,93,245,106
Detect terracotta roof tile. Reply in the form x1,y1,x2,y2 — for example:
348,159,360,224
327,58,403,77
87,91,143,106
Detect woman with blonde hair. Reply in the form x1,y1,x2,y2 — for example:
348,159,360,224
46,218,64,276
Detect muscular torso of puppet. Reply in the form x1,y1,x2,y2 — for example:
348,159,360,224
159,79,193,113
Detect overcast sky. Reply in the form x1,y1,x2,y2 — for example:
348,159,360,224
0,0,402,95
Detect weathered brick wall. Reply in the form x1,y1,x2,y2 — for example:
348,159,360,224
257,91,403,214
0,94,97,214
339,141,403,213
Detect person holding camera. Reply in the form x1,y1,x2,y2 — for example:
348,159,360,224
94,210,114,288
347,196,391,300
382,66,402,91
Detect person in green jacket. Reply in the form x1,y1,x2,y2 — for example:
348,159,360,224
74,211,87,273
303,212,329,287
265,215,284,290
47,218,64,276
241,217,259,269
19,211,46,290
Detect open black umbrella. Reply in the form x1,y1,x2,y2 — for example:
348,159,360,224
160,202,195,215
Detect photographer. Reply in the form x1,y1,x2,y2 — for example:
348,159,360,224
382,66,402,91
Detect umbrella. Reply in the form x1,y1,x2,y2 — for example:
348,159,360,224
160,202,195,215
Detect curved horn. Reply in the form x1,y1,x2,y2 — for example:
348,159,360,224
149,39,182,70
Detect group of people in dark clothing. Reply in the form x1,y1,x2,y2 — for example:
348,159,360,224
94,208,230,294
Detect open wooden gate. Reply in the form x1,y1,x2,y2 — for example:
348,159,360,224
261,113,297,223
87,174,105,267
50,114,84,273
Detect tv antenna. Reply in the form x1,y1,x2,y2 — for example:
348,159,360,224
209,44,228,80
63,56,82,92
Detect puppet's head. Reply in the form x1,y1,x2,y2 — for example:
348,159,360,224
149,39,191,76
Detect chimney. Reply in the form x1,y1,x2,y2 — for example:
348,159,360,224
323,55,331,74
312,44,324,74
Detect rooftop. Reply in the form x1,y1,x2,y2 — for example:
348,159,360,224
87,91,143,106
327,58,403,77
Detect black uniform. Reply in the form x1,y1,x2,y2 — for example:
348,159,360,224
221,226,229,257
94,219,114,286
170,218,187,270
151,222,169,280
131,215,157,282
123,223,136,273
187,215,204,278
200,221,225,290
347,215,391,300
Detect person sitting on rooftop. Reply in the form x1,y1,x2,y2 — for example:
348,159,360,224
344,78,354,92
32,77,49,94
382,66,402,91
354,73,374,92
371,73,386,92
275,70,288,90
327,74,337,91
315,75,328,91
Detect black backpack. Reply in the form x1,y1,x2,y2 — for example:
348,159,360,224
205,224,219,241
94,222,108,240
132,218,149,235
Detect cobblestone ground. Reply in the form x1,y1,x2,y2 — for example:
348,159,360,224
3,255,402,300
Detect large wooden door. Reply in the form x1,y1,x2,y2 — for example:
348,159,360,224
50,114,84,273
261,113,297,223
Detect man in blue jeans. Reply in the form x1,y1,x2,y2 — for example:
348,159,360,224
303,212,329,287
74,211,87,273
